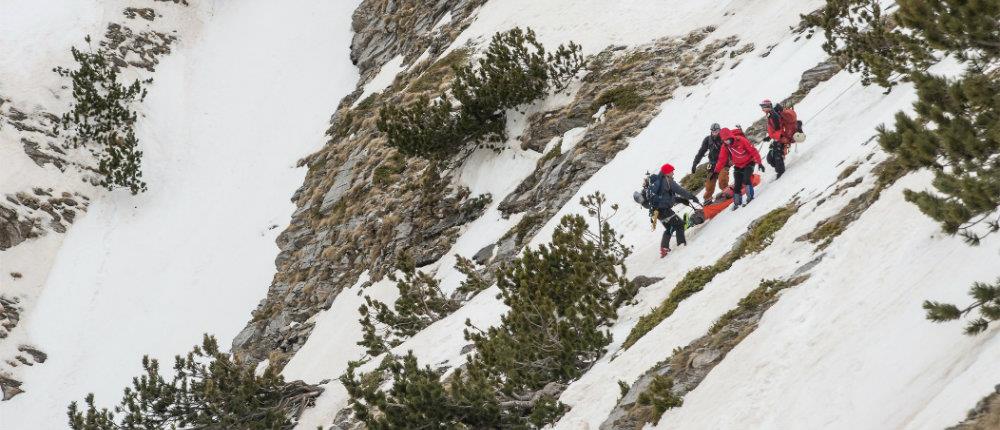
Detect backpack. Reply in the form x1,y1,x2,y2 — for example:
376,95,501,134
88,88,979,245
644,173,675,210
780,105,799,140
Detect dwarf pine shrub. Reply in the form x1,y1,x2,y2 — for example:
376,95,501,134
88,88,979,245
67,335,320,430
55,36,148,194
344,192,629,428
357,256,461,356
378,27,583,160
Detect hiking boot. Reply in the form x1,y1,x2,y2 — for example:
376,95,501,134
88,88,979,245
732,202,740,211
660,247,670,258
745,196,754,205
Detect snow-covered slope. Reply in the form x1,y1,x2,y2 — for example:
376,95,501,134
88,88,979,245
0,1,359,427
3,0,998,429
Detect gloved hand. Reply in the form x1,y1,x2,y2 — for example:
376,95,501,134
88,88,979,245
710,171,719,180
758,164,766,172
763,136,772,142
692,196,700,205
691,164,698,174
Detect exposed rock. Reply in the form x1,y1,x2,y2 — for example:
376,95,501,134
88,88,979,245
319,146,365,213
687,348,721,369
630,276,663,290
0,204,38,251
350,0,486,87
0,376,23,401
948,384,1000,429
123,7,156,21
17,346,47,364
472,243,495,265
332,406,365,430
102,20,178,72
0,296,23,339
22,138,66,170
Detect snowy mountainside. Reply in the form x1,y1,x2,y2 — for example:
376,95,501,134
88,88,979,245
1,0,359,427
1,0,998,429
276,1,1000,429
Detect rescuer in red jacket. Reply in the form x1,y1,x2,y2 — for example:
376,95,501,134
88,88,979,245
761,99,798,178
715,127,763,210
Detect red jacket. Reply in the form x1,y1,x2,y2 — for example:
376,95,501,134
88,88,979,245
766,107,798,144
715,128,762,172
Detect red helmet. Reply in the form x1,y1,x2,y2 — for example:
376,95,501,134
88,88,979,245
660,163,675,175
760,99,773,109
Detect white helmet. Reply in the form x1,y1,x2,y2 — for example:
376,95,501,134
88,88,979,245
793,132,806,142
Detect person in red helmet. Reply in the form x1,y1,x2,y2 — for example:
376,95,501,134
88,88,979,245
715,127,763,210
640,163,698,257
760,99,799,178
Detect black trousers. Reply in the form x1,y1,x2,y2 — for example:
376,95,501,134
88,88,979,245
733,164,755,198
659,209,685,249
767,142,786,176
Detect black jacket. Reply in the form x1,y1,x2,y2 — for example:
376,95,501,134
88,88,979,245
693,134,725,171
648,173,697,211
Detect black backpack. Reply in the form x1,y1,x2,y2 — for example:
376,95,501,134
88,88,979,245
646,173,678,210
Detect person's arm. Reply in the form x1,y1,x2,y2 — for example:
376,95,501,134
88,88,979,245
748,140,763,165
714,144,729,173
692,137,709,172
671,179,698,203
766,113,783,141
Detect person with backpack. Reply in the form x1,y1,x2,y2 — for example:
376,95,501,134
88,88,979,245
760,99,799,179
691,123,729,202
715,127,763,210
636,163,699,257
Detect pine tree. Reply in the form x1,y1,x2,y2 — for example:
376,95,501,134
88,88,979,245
98,130,147,194
344,192,630,428
803,1,931,88
376,96,461,159
925,278,1000,335
342,352,501,429
452,27,550,142
67,335,322,430
56,36,148,194
807,0,1000,334
358,256,461,356
377,27,584,160
453,254,490,299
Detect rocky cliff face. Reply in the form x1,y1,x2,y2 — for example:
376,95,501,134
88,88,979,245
349,0,486,88
231,0,491,367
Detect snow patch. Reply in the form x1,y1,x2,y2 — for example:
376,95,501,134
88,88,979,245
352,54,406,107
432,11,453,31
